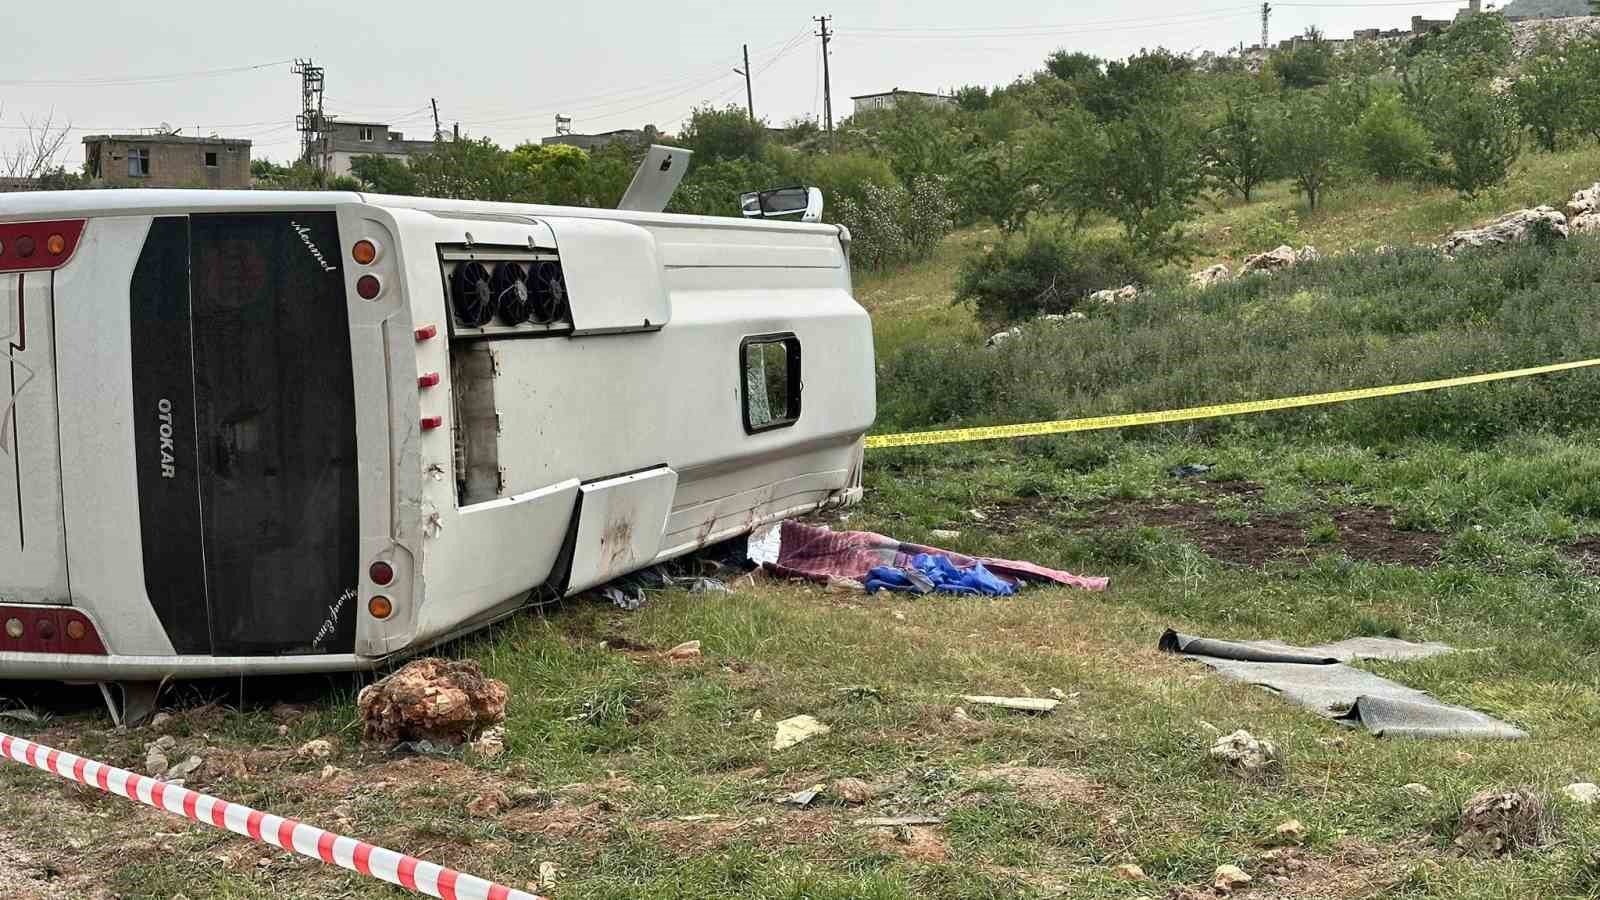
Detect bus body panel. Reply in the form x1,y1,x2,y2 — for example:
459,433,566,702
1,189,875,681
1,269,70,605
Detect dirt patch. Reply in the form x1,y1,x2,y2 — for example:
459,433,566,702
1079,481,1442,568
870,824,948,863
969,766,1096,804
1566,537,1600,577
1251,841,1408,899
641,811,839,855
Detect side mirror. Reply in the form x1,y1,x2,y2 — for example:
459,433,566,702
739,186,825,222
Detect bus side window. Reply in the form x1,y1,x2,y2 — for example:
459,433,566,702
741,334,801,434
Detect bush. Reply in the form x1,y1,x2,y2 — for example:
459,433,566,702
953,227,1150,325
1099,103,1207,261
1268,91,1348,211
1430,88,1521,196
831,176,955,271
1354,92,1432,182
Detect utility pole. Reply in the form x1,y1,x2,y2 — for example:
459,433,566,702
733,44,755,124
431,98,442,142
1261,2,1272,49
814,15,834,138
291,58,326,171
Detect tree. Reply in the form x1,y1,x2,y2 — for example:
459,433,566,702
1044,51,1102,83
1512,49,1580,151
677,104,765,164
1354,92,1432,181
348,154,419,195
1268,92,1348,211
1078,48,1194,121
1028,107,1107,230
957,140,1038,233
1574,38,1600,143
2,112,72,180
1430,87,1521,196
1205,99,1276,202
407,137,529,201
1097,103,1206,261
1272,28,1333,89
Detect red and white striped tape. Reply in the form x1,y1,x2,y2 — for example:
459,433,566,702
0,731,544,900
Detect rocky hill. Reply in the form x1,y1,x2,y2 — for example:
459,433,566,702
1501,0,1589,18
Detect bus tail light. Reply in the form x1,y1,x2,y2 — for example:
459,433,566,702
351,239,379,265
0,606,108,655
0,220,85,272
418,371,440,388
355,274,383,300
369,560,395,586
414,324,438,342
420,415,443,431
368,596,394,620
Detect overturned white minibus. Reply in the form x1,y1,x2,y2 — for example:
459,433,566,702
0,184,874,706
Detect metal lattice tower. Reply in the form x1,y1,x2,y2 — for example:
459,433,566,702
1261,2,1272,49
292,58,326,170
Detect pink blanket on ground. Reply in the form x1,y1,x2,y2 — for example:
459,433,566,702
765,520,1108,592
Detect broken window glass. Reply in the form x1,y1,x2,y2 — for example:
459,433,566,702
742,335,800,433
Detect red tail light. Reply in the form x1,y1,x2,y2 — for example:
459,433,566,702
0,220,85,272
0,605,107,655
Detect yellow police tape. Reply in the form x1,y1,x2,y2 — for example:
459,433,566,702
864,357,1600,450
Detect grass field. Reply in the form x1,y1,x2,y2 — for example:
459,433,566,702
4,161,1600,899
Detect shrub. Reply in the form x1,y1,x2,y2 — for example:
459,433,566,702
1511,50,1580,152
1429,87,1521,196
953,227,1150,325
1205,98,1277,203
1354,92,1432,182
1267,91,1348,211
831,176,955,271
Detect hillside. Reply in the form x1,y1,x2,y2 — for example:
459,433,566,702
1502,0,1589,17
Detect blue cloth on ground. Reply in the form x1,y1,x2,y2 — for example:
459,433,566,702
864,553,1018,597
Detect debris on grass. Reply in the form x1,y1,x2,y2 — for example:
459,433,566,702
1455,789,1551,858
1274,818,1307,844
856,815,943,827
1168,462,1215,478
928,529,962,541
164,755,203,782
1213,863,1252,893
960,695,1060,714
1113,862,1148,881
1209,729,1280,776
831,777,873,805
772,714,830,750
776,785,824,808
1401,782,1434,800
1561,783,1599,805
538,861,558,890
295,739,334,761
357,657,508,746
667,640,702,661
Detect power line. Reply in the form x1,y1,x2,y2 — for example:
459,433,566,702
0,59,293,88
835,10,1259,41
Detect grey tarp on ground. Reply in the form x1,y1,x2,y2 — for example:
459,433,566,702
1160,629,1526,740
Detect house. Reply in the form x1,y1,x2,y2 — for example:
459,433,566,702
316,120,437,178
849,89,954,116
541,125,661,151
82,134,251,189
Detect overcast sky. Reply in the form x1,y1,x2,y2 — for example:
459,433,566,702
2,0,1468,165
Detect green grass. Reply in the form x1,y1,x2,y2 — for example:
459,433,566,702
6,157,1600,898
860,143,1600,358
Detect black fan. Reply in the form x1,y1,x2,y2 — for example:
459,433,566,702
529,261,569,324
491,262,532,325
450,261,497,327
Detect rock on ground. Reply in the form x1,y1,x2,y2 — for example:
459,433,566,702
1209,729,1279,775
1113,863,1147,881
1561,782,1599,805
1190,263,1232,289
1443,207,1568,257
1455,788,1551,858
1213,863,1252,893
985,326,1023,348
1238,244,1299,276
831,777,874,804
357,657,509,745
1568,183,1600,235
